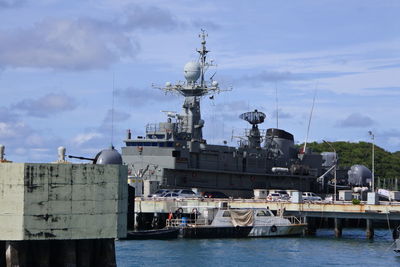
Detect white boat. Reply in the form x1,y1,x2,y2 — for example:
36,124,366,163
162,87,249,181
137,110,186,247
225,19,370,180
394,226,400,253
394,239,400,253
167,208,306,238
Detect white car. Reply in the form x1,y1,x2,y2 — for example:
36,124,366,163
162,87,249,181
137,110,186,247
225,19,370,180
302,192,322,201
160,192,180,198
149,189,171,197
171,189,198,198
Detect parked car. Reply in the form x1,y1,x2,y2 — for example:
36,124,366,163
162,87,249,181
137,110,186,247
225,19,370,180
160,192,180,198
267,193,285,201
202,191,228,198
149,189,171,197
171,189,198,198
302,192,322,201
274,190,290,200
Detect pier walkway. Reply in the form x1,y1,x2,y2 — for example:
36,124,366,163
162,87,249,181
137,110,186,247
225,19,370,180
136,197,400,220
135,197,400,238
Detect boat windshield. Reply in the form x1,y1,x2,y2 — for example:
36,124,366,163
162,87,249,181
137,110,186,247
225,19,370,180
222,211,231,217
256,210,271,216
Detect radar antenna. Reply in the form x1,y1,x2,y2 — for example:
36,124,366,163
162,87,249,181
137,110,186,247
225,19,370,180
239,109,266,125
239,110,266,148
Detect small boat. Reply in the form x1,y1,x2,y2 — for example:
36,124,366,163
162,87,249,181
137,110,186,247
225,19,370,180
167,208,306,239
122,228,180,240
394,239,400,253
393,226,400,253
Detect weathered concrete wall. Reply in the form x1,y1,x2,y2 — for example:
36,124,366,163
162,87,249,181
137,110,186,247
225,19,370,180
0,163,127,240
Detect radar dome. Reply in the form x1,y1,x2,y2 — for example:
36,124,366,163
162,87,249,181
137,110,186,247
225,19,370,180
95,147,123,165
184,61,201,83
347,164,371,186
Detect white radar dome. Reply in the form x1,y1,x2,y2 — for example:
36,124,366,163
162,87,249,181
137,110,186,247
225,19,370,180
184,61,201,83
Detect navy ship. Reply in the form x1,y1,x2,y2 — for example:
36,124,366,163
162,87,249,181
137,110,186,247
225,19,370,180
122,31,328,198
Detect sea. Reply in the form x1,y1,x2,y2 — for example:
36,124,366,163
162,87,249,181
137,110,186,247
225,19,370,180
116,229,399,266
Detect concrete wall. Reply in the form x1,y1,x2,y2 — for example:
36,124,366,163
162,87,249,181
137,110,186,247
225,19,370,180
0,163,127,240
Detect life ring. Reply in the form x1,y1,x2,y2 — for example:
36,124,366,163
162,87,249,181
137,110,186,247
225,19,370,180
267,195,272,201
270,225,277,233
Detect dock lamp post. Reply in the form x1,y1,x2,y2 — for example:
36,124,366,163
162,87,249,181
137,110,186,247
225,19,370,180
368,131,375,192
323,140,337,203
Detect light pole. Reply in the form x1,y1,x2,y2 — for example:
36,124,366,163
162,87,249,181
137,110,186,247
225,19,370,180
368,131,375,192
323,140,337,203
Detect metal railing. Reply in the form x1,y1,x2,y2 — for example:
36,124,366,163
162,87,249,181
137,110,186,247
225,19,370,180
166,218,208,228
165,216,305,228
283,216,306,225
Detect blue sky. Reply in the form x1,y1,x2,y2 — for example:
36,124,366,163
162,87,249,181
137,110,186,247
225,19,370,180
0,0,399,162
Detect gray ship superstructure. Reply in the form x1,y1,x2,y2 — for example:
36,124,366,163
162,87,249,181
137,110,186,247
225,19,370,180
122,31,326,197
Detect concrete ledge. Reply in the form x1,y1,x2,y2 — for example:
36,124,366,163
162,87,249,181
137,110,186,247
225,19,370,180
0,163,127,240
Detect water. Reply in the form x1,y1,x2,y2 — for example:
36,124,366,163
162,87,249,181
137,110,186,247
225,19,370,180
116,229,400,266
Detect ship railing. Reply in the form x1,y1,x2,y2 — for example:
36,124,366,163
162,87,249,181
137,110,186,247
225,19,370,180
146,123,158,133
244,128,266,137
166,218,208,228
146,123,178,134
282,216,306,225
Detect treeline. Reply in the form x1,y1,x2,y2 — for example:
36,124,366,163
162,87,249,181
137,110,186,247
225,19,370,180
303,141,400,179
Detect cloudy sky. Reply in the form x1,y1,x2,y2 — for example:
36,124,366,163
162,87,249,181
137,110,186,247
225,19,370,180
0,0,399,162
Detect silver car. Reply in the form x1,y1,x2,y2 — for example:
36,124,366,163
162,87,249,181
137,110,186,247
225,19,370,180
149,189,171,197
171,189,198,198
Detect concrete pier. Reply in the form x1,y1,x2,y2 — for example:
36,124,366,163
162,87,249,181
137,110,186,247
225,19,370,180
0,163,128,266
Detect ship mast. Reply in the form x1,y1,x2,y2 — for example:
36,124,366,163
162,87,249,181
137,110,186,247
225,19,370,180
155,30,222,142
198,29,208,88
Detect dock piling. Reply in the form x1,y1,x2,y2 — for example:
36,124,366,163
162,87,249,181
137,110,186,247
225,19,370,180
334,218,343,238
366,219,374,239
304,217,317,236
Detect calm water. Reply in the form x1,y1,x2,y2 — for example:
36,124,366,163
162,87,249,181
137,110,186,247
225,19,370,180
116,229,399,266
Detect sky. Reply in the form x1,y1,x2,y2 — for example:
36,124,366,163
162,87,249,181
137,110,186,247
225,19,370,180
0,0,399,163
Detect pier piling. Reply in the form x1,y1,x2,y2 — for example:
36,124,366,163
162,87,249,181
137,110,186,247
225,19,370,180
304,217,317,236
366,219,374,239
334,218,343,238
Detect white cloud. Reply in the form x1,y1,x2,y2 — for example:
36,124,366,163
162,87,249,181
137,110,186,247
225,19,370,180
0,18,138,70
0,122,28,138
14,93,78,117
72,132,103,146
336,113,375,128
